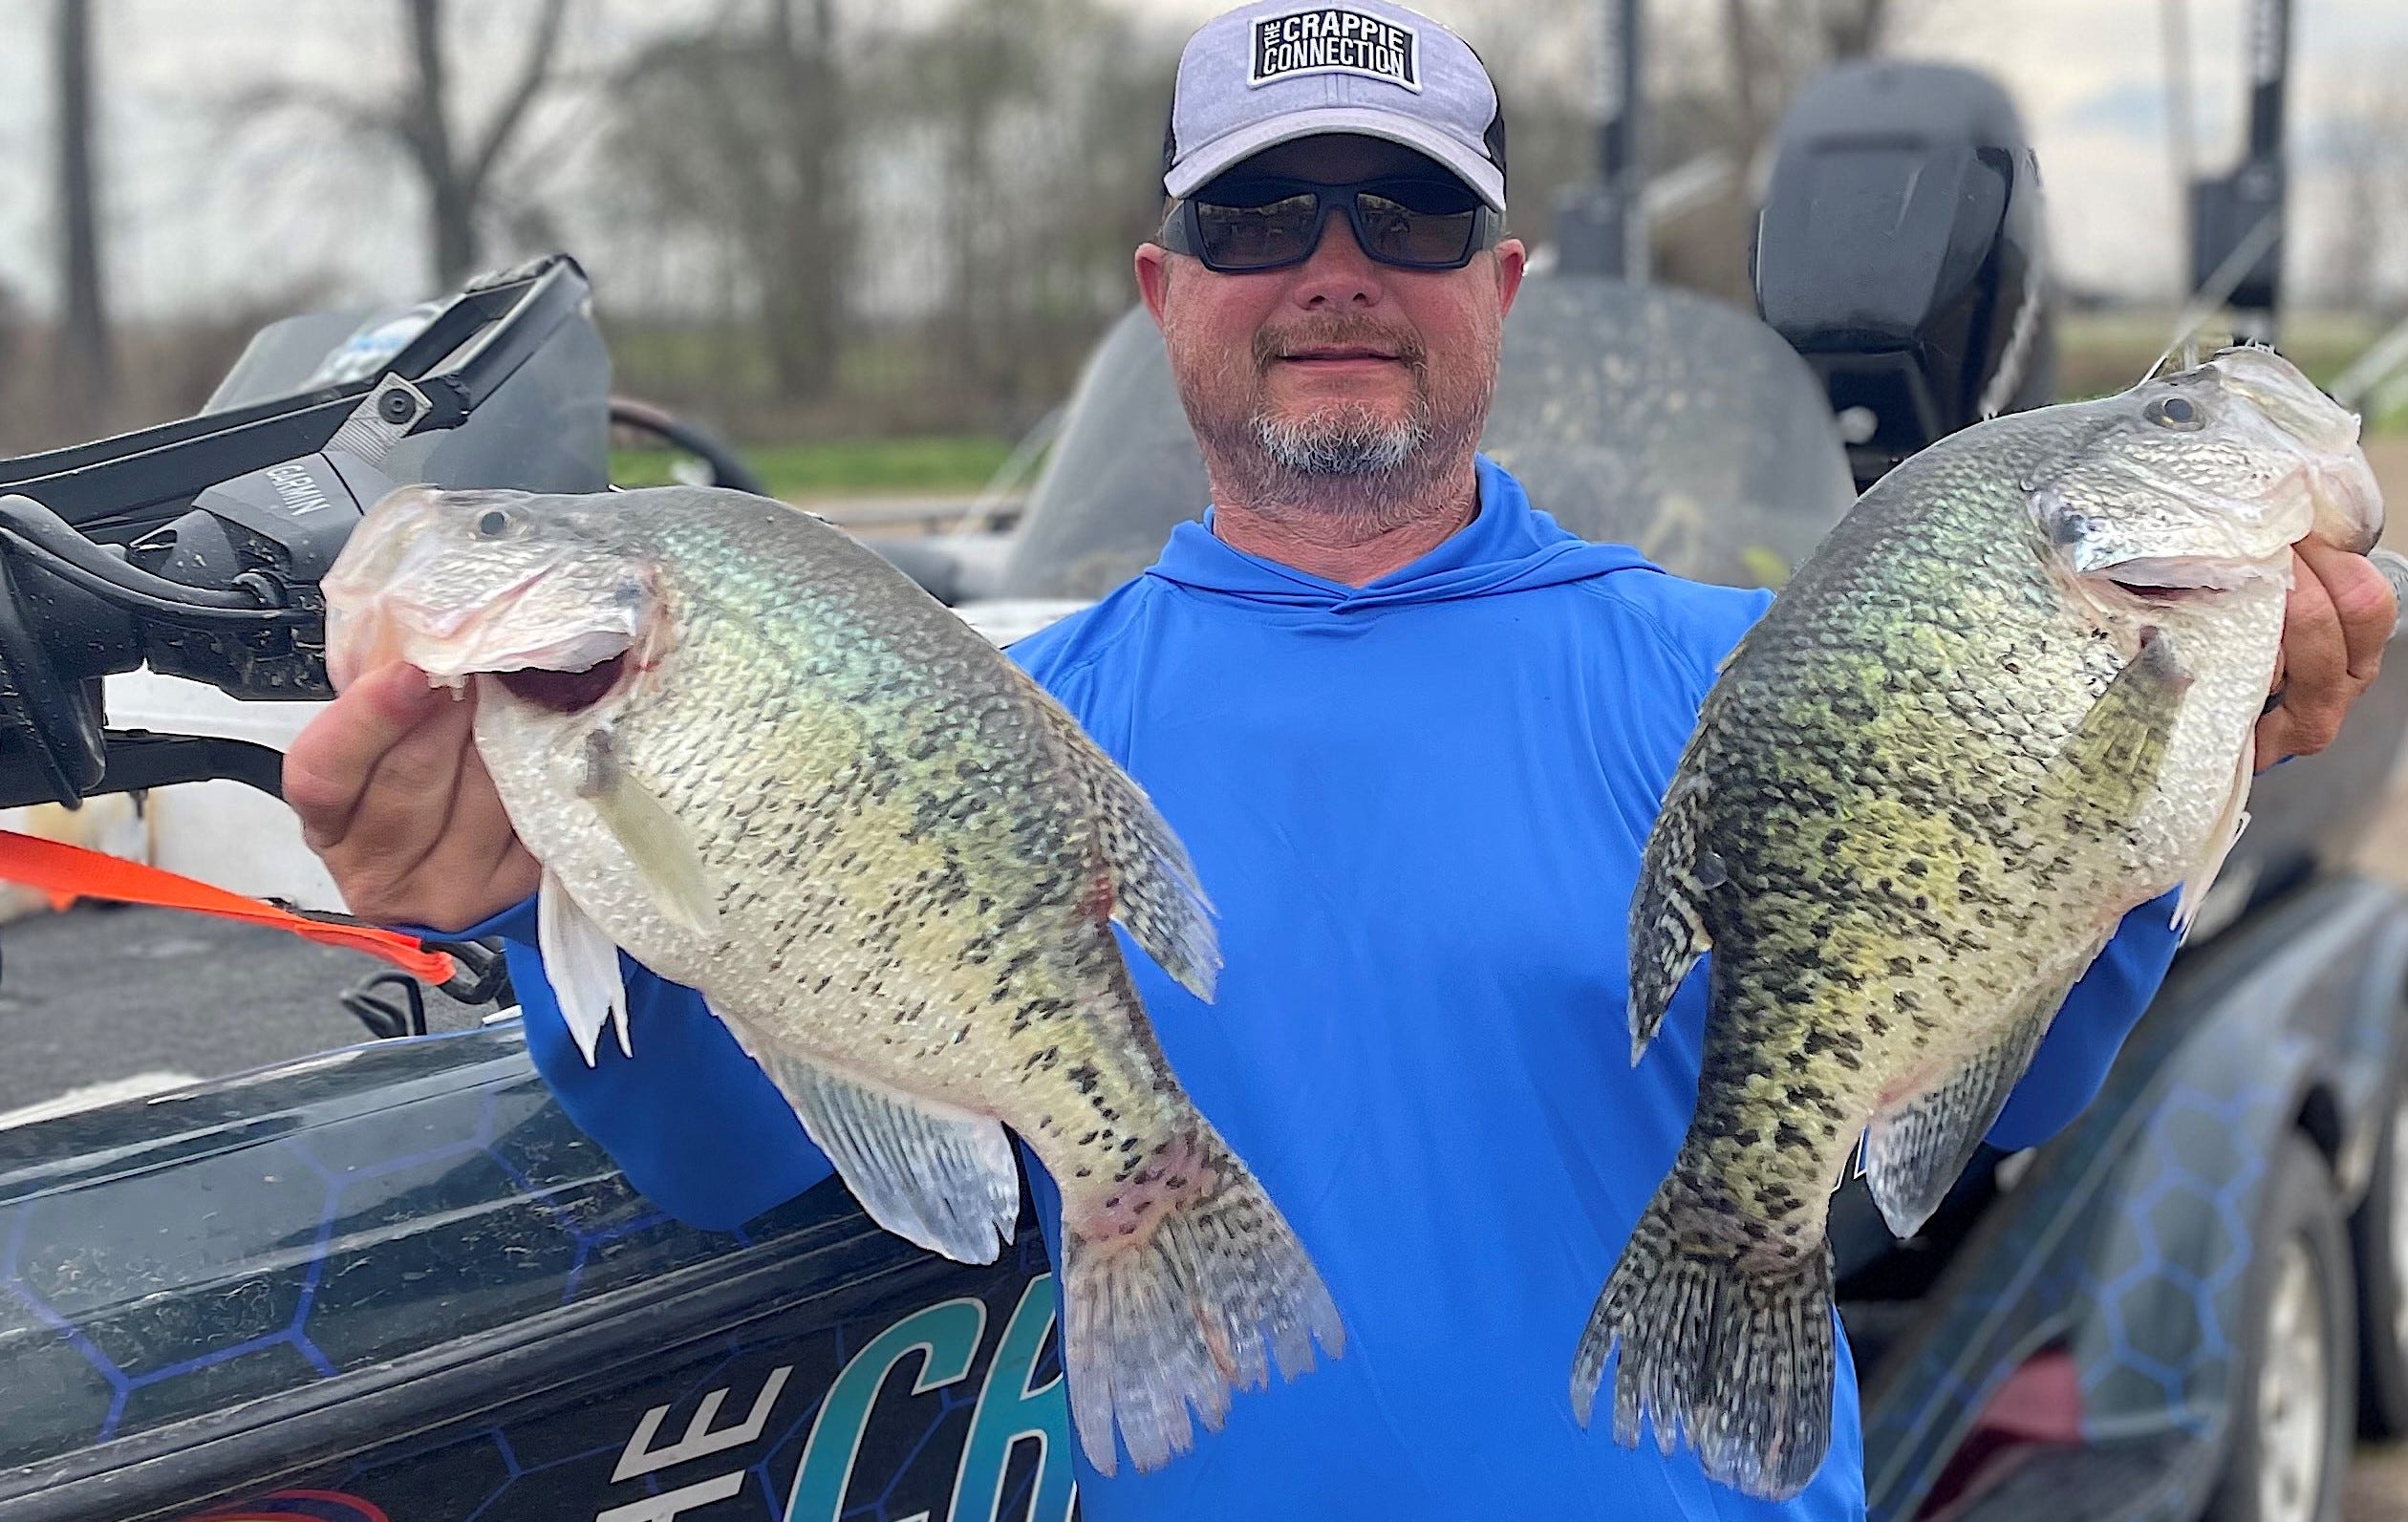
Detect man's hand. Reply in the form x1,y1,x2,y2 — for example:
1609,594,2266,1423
2257,539,2400,767
285,662,540,932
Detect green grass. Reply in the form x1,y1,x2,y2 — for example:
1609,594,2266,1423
612,435,1020,500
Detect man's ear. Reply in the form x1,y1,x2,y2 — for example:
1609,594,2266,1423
1136,243,1172,330
1494,237,1527,318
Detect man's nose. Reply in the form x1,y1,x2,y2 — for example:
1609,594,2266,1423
1289,206,1385,309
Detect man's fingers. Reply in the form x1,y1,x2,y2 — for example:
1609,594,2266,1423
2257,544,2393,763
285,664,447,848
2298,537,2397,684
335,685,481,866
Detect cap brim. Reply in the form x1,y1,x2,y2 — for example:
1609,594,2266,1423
1165,106,1506,214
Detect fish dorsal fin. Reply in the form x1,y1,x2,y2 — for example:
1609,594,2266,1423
1862,983,2065,1238
1032,698,1221,1001
1628,774,1718,1061
734,1022,1021,1264
575,729,722,940
538,868,632,1064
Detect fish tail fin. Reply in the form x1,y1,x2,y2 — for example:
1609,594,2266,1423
1571,1170,1836,1501
1057,1133,1343,1475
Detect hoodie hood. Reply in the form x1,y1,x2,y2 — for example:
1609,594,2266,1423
1143,455,1659,612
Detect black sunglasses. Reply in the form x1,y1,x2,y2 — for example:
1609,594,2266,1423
1159,174,1500,273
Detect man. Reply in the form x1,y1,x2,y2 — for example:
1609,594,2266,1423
286,2,2397,1515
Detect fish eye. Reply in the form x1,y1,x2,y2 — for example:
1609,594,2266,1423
2144,396,2204,430
473,508,514,539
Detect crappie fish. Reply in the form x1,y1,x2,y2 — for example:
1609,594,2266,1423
321,484,1342,1474
1569,346,2386,1497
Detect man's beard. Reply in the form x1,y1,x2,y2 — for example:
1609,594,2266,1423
1175,315,1487,533
1254,397,1430,476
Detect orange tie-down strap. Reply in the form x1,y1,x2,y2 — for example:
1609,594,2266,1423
0,828,456,984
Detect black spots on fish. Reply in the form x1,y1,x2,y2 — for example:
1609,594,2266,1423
1077,1129,1100,1146
1801,1026,1865,1073
1022,1044,1062,1073
1755,1183,1806,1220
1775,1119,1812,1149
1065,1060,1104,1096
1886,956,1916,977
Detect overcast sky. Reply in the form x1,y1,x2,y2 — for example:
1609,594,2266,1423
0,0,2397,321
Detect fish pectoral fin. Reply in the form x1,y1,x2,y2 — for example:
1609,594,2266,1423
1862,986,2064,1239
581,749,722,940
538,868,632,1065
2046,629,2191,821
745,1032,1021,1265
1034,698,1220,1002
2172,728,2255,940
1628,776,1716,1061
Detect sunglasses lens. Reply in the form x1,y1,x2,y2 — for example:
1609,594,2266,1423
1183,176,1489,271
1354,190,1480,267
1193,193,1322,269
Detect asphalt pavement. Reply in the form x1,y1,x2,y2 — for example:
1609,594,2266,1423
0,901,490,1116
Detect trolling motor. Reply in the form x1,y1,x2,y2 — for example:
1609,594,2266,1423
0,253,609,811
1752,60,2055,491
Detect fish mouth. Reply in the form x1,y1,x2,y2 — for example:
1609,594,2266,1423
2107,580,2212,604
2094,554,2289,606
494,650,632,713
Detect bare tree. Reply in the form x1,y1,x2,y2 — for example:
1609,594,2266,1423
399,0,572,288
243,0,576,291
761,0,847,399
55,0,112,430
605,0,854,404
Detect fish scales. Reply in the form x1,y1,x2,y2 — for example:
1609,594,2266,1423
1574,346,2383,1497
322,485,1343,1477
529,511,1175,1144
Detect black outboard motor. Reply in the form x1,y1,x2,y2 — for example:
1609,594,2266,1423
1752,60,2055,491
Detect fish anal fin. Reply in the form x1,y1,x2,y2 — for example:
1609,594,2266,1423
1862,987,2063,1238
538,868,631,1064
1033,699,1220,1002
743,1030,1021,1265
1628,777,1716,1061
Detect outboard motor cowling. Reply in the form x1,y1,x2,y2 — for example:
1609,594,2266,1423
1753,60,2054,490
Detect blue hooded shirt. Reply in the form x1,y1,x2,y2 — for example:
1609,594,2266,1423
468,456,2180,1519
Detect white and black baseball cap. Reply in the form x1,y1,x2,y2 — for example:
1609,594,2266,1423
1162,0,1508,214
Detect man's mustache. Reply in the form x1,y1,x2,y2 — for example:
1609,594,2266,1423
1254,319,1428,371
